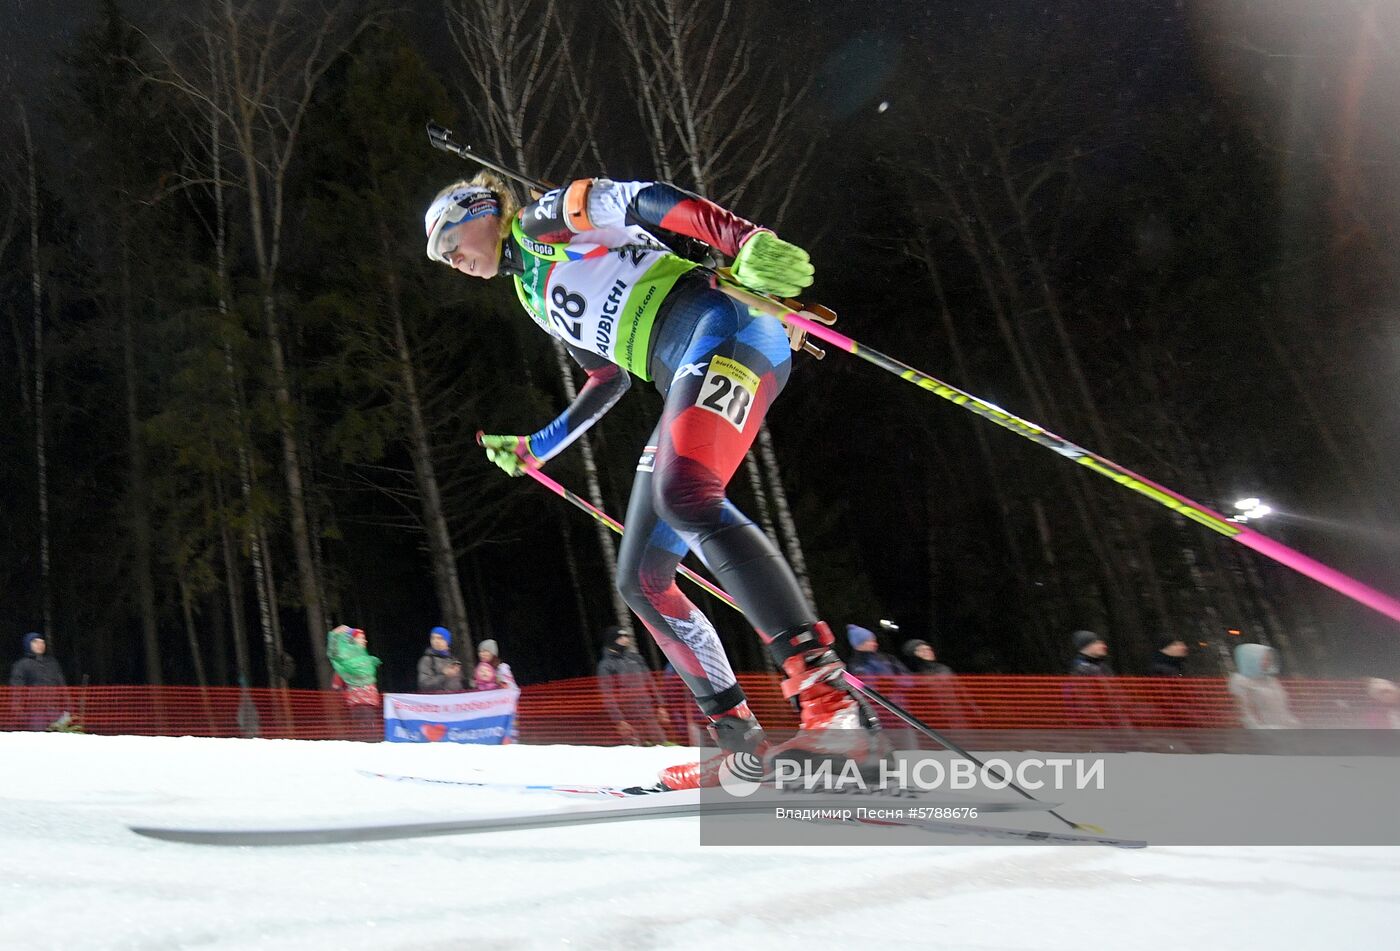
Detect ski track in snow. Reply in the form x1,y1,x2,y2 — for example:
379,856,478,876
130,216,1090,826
1,733,1398,951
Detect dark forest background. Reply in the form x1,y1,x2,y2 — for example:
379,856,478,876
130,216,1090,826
1,0,1397,693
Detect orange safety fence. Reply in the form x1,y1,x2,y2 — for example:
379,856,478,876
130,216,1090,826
0,676,1385,747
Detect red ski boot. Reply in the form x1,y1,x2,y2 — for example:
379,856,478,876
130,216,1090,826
657,700,767,791
763,621,885,775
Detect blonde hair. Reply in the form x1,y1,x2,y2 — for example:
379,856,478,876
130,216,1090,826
470,170,520,238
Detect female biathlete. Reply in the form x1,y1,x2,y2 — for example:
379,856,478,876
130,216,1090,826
424,173,879,787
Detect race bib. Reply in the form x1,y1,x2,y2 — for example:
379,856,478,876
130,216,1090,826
696,356,759,432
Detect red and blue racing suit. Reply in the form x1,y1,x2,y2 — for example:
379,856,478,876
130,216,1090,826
501,179,814,720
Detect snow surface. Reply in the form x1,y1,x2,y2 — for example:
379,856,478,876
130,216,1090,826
2,732,1398,950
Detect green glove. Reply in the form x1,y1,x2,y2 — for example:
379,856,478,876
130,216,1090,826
480,433,538,477
731,229,815,298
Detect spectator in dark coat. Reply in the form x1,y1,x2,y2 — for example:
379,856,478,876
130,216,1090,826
597,627,667,745
10,633,68,730
846,625,909,677
1068,630,1115,676
902,637,977,727
9,633,65,688
1064,630,1132,731
417,626,465,693
903,639,953,676
1147,635,1189,677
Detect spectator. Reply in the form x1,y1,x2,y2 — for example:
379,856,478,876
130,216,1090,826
597,626,668,745
1363,678,1400,729
1228,643,1299,729
901,637,978,728
1068,630,1114,676
474,639,517,691
846,624,909,676
1064,630,1131,730
9,633,68,731
326,625,382,739
902,639,953,675
1147,635,1189,677
417,626,465,694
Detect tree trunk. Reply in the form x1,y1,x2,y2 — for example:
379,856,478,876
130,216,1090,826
119,226,162,685
254,514,286,688
754,425,816,608
381,233,473,655
220,0,335,686
19,104,53,641
549,339,638,644
177,568,209,689
742,454,778,543
559,516,598,667
259,287,329,685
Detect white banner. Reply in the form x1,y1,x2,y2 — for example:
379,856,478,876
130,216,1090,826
382,689,519,744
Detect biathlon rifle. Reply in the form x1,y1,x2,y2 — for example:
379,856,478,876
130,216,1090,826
425,121,836,359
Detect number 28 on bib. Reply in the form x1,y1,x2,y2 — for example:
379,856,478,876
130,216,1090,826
696,356,759,433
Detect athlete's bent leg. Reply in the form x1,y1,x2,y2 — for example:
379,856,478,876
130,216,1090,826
647,301,880,783
615,433,766,771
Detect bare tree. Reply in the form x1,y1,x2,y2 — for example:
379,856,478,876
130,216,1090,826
187,25,283,688
444,0,637,643
15,99,53,642
607,0,820,626
143,0,374,686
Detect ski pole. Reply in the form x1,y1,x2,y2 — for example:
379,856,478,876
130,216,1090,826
427,122,1399,624
840,672,1099,832
716,277,1400,627
472,433,741,612
506,461,1088,831
525,465,742,612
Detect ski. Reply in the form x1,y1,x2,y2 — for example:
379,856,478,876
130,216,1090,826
356,768,1059,811
355,767,663,799
131,788,1141,848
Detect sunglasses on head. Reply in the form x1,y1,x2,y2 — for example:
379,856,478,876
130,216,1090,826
432,194,499,259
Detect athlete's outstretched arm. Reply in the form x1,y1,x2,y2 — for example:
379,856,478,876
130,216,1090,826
526,344,631,464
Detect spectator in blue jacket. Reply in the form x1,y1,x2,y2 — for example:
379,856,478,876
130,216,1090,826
846,624,909,677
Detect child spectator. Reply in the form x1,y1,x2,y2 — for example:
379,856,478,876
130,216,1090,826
327,625,382,740
474,639,516,691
